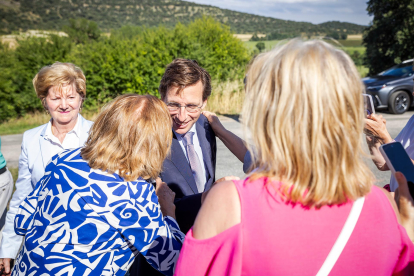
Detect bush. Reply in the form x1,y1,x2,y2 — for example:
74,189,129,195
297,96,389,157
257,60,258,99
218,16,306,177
63,18,101,44
0,35,72,121
0,17,250,122
256,42,265,52
266,32,293,40
326,32,340,40
346,50,365,67
250,33,265,41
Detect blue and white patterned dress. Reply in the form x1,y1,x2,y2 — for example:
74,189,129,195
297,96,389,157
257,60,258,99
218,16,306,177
12,148,185,276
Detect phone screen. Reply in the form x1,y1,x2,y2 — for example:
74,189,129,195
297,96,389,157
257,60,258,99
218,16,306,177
381,142,414,195
363,94,375,117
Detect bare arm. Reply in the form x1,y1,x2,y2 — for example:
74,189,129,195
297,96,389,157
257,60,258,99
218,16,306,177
193,180,241,240
155,178,176,219
203,111,247,163
366,135,389,171
364,114,393,171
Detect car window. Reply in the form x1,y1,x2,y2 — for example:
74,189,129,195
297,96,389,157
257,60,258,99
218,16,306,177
381,62,414,77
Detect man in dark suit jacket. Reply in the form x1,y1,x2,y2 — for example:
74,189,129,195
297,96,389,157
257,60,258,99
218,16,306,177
159,58,216,234
160,113,216,233
129,59,217,275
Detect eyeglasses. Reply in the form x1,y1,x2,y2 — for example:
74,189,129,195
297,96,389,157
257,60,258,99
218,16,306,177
166,103,202,113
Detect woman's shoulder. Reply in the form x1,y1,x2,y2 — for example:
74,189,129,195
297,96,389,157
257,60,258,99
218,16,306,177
364,185,402,226
49,148,86,169
22,122,48,140
19,123,49,152
193,180,241,240
79,114,94,129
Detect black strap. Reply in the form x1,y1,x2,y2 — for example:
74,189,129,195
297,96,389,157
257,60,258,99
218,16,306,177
0,166,7,175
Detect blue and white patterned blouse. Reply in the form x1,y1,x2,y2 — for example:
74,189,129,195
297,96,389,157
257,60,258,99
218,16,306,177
12,148,185,276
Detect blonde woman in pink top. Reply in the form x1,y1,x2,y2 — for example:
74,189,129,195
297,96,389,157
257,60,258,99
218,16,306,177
174,39,414,276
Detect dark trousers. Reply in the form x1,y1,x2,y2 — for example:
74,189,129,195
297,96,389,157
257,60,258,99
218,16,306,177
129,254,164,276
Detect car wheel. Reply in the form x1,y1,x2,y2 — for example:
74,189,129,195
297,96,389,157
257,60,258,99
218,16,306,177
389,91,410,114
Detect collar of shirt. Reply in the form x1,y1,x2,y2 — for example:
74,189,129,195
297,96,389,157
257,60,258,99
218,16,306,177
173,123,208,186
174,123,197,146
44,114,81,144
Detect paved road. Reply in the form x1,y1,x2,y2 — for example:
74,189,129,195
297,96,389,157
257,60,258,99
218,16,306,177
1,133,23,169
2,110,414,187
214,110,414,187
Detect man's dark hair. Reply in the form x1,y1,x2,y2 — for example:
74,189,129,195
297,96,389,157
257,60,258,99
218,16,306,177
159,59,212,101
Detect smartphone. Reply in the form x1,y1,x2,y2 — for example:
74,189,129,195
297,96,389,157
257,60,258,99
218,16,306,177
363,94,375,117
380,142,414,196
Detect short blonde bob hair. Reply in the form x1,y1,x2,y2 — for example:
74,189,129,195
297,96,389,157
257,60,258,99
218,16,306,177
243,39,373,207
33,62,86,109
81,94,172,181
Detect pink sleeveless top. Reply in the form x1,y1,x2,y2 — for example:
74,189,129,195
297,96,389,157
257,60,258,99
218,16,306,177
175,177,414,275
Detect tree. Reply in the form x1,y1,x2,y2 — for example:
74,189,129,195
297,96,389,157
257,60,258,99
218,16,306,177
63,18,101,44
341,33,348,40
349,50,365,66
363,0,414,75
326,32,340,40
256,42,265,52
250,33,261,41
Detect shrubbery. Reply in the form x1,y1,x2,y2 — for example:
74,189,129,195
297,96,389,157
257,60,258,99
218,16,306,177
0,35,72,122
0,17,250,122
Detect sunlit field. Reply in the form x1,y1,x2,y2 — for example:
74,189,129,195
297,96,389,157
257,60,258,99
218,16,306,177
244,39,368,77
244,39,363,50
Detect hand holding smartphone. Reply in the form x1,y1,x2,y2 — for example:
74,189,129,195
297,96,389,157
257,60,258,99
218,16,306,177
380,142,414,197
363,94,375,117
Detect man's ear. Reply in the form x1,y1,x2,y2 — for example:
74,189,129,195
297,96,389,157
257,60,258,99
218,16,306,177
201,99,208,109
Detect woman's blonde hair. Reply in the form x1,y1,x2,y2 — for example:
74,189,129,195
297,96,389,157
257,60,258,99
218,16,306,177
33,62,86,110
81,94,172,181
243,39,373,207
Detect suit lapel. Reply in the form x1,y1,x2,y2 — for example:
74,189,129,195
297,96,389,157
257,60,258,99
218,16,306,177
39,125,49,169
78,115,90,146
196,119,213,190
169,133,198,194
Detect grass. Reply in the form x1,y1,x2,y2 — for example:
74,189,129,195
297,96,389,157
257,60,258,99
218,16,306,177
244,39,368,78
0,112,50,135
206,80,244,115
0,110,100,136
9,167,18,185
244,39,365,53
357,66,369,78
7,167,18,210
324,39,363,47
244,40,283,51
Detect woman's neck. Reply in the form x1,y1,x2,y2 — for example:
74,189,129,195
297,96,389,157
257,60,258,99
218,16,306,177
51,116,78,144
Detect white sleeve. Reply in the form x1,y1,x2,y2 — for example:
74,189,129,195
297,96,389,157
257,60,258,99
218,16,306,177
0,133,34,258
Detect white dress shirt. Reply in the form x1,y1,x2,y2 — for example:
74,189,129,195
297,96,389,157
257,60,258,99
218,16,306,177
42,115,81,165
174,124,207,189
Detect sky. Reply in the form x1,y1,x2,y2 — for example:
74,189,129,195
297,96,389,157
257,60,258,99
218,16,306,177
188,0,372,26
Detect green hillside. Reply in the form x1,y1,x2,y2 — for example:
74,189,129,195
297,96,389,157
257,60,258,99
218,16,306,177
0,0,366,35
